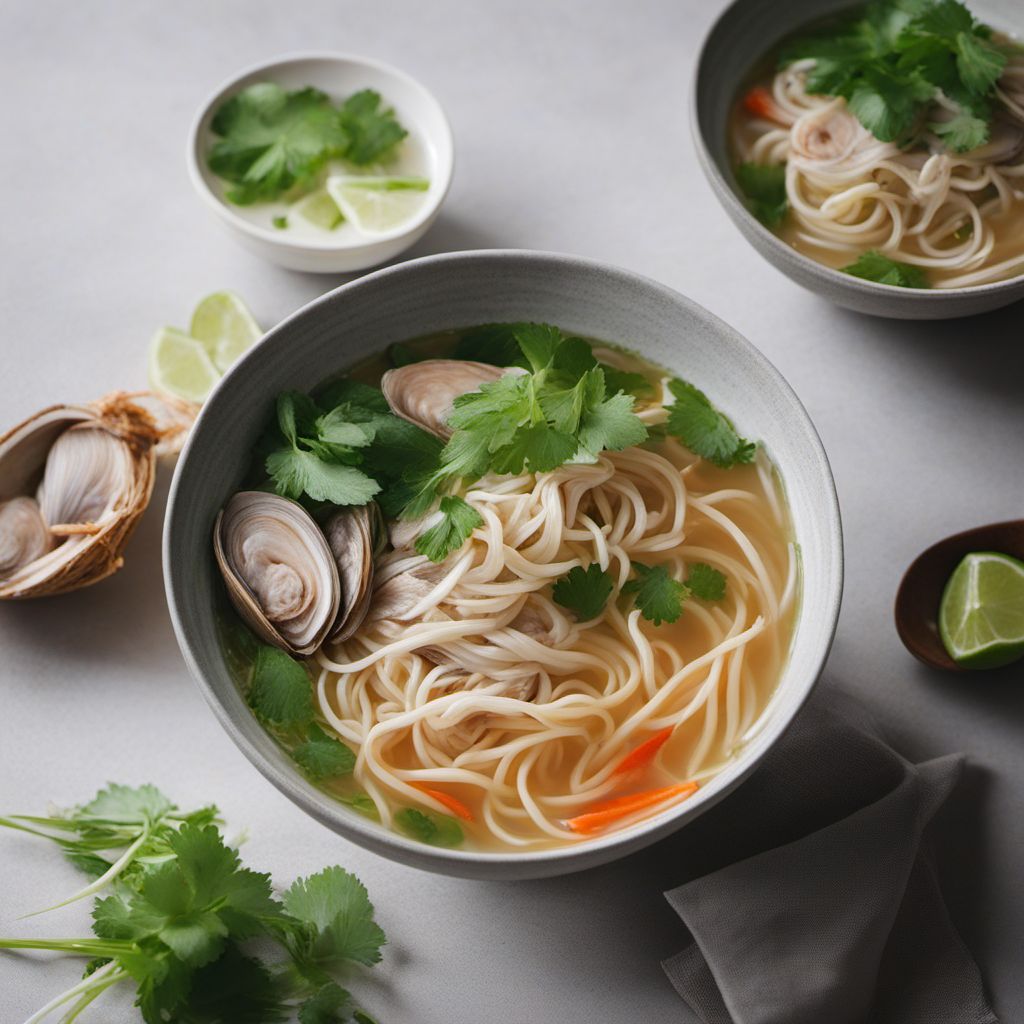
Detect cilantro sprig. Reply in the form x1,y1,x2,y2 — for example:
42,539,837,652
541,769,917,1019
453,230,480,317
841,249,930,288
736,163,788,227
0,785,387,1024
415,495,483,563
665,378,756,468
623,561,728,625
404,323,649,518
209,82,408,205
781,0,1008,151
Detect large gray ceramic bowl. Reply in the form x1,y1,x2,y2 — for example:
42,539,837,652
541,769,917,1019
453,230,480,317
693,0,1024,319
164,250,843,880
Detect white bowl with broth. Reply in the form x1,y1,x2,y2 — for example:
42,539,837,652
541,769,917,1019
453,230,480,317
163,250,843,879
693,0,1024,318
187,53,453,273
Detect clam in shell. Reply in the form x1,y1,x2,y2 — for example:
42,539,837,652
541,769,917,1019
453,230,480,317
380,359,508,439
214,491,342,657
0,393,160,599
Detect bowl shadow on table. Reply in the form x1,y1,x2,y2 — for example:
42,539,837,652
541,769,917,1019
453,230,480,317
0,467,180,675
831,295,1024,402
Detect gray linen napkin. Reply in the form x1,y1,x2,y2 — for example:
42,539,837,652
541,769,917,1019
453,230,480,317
661,697,996,1024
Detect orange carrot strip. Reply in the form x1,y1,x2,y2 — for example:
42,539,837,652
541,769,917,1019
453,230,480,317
565,782,698,835
743,86,781,122
411,783,474,822
613,726,675,776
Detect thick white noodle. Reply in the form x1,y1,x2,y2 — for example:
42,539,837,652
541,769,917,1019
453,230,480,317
312,430,793,848
734,56,1024,287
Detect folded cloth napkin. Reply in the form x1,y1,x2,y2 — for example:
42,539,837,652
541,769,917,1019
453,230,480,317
661,694,996,1024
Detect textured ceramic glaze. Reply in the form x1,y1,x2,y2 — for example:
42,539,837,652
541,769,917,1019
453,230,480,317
692,0,1024,319
163,250,843,879
187,53,454,273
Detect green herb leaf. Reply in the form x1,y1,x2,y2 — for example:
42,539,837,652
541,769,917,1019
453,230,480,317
414,495,483,562
282,866,387,968
248,646,314,728
622,562,689,626
394,808,464,847
293,724,356,780
735,163,788,227
931,108,989,150
209,84,350,205
299,981,352,1024
272,215,288,230
184,944,288,1024
601,365,655,398
453,323,531,368
337,89,407,165
666,378,756,468
578,388,649,456
841,250,930,288
686,563,727,601
266,448,380,505
514,323,563,372
552,564,615,620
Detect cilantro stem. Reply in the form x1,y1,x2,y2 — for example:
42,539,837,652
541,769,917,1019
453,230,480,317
23,960,122,1024
58,966,127,1024
0,938,135,956
21,826,151,918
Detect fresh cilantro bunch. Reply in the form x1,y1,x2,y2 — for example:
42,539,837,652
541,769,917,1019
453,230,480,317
0,784,386,1024
842,249,931,287
260,381,442,513
404,323,649,520
209,83,408,205
781,0,1008,151
551,561,727,626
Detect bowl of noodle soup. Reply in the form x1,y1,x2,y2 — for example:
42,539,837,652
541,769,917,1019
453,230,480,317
164,250,842,879
693,0,1024,318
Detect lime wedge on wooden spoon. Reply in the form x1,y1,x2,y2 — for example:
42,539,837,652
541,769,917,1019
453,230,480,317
189,291,262,374
939,551,1024,668
326,175,429,235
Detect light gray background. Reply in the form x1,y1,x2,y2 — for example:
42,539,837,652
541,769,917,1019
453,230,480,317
2,1,1022,1021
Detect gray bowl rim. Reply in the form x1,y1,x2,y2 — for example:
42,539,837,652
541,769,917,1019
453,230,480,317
690,0,1024,303
163,248,844,875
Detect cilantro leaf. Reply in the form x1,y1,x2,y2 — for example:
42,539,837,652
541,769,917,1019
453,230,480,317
394,808,464,847
578,388,649,456
622,562,688,626
735,163,788,227
209,84,350,205
552,564,615,620
299,982,351,1024
293,724,356,779
842,250,930,288
665,378,756,468
79,784,175,826
266,448,380,505
453,324,531,367
414,495,483,562
489,422,579,474
687,563,727,601
602,365,654,398
182,944,288,1024
282,866,387,968
514,323,563,372
931,108,989,151
248,646,314,728
337,89,407,165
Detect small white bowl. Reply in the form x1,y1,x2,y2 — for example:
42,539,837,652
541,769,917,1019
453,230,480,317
187,53,454,273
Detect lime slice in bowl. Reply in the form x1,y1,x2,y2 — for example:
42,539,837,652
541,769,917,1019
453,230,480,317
938,551,1024,669
148,327,221,404
326,175,430,235
292,188,344,230
189,291,262,374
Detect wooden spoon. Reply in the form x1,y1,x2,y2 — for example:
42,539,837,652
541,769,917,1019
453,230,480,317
895,520,1024,671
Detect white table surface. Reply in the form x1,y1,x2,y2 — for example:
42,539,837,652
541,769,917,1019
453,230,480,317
3,1,1024,1021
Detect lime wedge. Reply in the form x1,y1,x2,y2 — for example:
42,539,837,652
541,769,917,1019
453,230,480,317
148,327,221,404
292,188,344,230
189,291,262,374
326,175,430,236
939,551,1024,669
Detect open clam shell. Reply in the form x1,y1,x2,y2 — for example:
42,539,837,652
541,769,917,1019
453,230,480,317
380,359,507,439
0,393,160,599
214,491,342,657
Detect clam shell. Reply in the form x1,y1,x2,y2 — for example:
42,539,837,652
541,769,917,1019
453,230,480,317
0,393,159,599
